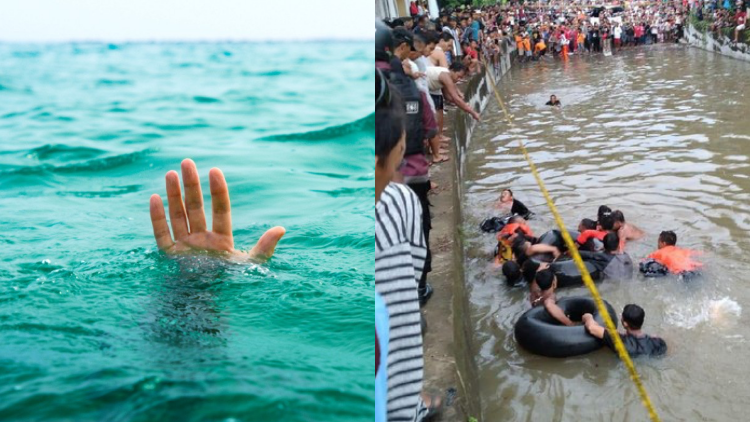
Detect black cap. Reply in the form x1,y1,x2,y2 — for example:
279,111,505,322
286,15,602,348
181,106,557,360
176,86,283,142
392,27,415,50
376,20,393,62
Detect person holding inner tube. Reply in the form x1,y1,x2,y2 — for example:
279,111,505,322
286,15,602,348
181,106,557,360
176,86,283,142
529,269,575,326
511,232,561,267
494,215,535,265
583,304,667,357
612,209,645,252
640,230,702,277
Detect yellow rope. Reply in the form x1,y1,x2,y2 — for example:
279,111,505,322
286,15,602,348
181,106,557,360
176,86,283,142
481,58,661,422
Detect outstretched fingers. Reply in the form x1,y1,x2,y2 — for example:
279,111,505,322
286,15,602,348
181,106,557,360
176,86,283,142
165,170,189,240
209,168,232,237
181,158,207,233
150,194,174,251
249,226,286,261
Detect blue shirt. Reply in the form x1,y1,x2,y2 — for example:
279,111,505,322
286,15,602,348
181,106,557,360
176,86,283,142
375,293,389,422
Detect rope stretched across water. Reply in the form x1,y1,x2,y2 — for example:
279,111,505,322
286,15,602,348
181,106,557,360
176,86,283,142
480,57,662,422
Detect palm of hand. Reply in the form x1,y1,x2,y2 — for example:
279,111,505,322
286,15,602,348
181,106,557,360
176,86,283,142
149,159,285,260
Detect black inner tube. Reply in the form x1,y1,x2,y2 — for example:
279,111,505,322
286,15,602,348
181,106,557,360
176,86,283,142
514,297,618,358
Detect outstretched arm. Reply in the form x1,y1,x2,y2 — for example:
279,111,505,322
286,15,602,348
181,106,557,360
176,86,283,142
150,159,285,261
582,313,606,338
440,73,480,121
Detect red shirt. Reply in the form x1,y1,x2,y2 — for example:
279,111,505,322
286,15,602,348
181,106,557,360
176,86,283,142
464,47,478,60
738,11,747,25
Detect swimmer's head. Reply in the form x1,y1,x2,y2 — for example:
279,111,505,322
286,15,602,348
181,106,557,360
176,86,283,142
579,218,597,232
658,230,677,248
622,304,645,330
603,232,619,253
550,94,557,102
612,210,625,230
502,261,522,286
599,213,616,231
597,205,612,222
535,269,556,291
508,215,525,225
501,188,513,202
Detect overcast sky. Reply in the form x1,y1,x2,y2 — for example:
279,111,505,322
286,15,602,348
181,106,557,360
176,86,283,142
0,0,373,42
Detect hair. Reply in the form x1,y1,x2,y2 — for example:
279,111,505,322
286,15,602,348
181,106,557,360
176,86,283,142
375,86,405,165
449,61,467,72
612,210,625,223
622,304,645,330
550,94,556,98
440,32,454,42
535,269,555,291
502,261,522,285
413,33,426,47
422,30,439,45
508,215,525,225
597,205,612,222
599,214,615,231
580,218,597,231
522,259,540,283
659,230,677,246
503,188,513,197
603,232,619,252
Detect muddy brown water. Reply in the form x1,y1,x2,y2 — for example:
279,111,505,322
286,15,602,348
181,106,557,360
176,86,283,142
462,44,750,421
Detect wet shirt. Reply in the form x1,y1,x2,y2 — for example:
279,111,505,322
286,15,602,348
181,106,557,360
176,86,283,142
603,331,667,357
647,245,702,274
603,253,634,280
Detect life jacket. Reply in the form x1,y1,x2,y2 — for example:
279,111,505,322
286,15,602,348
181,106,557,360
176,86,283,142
576,229,607,245
647,245,702,274
494,223,534,263
388,69,425,156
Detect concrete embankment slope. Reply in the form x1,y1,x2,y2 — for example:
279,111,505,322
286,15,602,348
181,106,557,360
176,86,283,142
422,42,515,422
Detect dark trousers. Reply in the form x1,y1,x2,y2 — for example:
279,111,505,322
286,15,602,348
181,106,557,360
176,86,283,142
407,180,432,292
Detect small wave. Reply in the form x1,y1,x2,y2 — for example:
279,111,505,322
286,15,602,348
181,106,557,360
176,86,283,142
665,297,742,329
193,95,221,103
241,70,285,77
142,122,211,131
57,184,143,198
311,187,374,197
96,79,132,86
257,113,373,142
27,144,106,161
2,149,154,176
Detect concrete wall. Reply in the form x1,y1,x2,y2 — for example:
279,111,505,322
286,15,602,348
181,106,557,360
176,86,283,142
446,40,517,422
686,24,750,62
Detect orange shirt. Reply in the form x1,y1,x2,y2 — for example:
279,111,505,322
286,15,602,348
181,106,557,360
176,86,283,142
535,40,546,51
515,35,524,49
647,246,702,274
497,223,534,242
523,38,531,50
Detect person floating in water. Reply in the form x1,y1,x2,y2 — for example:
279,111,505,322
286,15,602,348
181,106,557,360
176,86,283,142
583,304,667,357
545,94,561,106
149,159,285,260
496,188,532,219
640,230,702,277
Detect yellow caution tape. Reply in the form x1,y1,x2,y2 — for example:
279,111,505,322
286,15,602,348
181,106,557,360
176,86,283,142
481,57,661,422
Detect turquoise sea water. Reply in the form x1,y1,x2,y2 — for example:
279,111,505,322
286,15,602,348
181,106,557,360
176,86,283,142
0,42,374,421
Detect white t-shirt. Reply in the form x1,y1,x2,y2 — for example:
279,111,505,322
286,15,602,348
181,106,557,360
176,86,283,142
614,26,622,38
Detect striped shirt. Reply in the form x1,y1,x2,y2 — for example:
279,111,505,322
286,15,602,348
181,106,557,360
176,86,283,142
375,183,427,422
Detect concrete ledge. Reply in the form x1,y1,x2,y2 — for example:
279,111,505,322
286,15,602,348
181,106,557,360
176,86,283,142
422,43,516,422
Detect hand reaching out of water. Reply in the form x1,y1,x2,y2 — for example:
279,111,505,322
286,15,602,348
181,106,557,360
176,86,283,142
149,159,285,260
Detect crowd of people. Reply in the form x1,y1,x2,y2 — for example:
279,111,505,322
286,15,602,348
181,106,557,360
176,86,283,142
693,0,749,43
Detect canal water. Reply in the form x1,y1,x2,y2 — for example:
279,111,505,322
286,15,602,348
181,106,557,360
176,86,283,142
462,44,750,421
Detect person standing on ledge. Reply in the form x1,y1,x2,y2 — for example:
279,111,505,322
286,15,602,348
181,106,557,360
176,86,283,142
545,94,561,106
